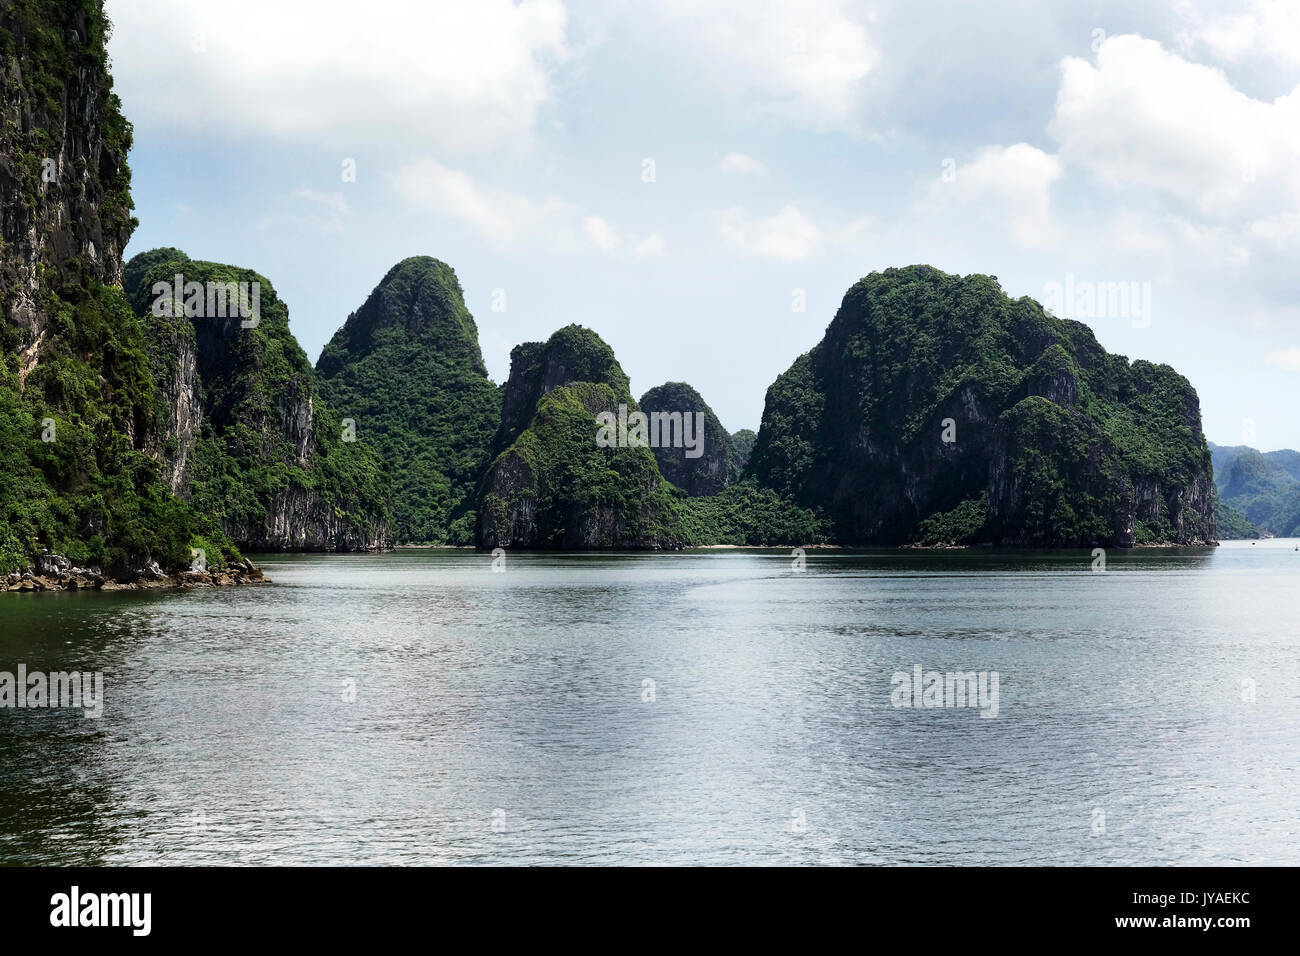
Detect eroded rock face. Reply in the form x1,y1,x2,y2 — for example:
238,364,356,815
748,265,1217,547
226,486,392,553
0,4,256,581
3,554,268,592
124,249,394,553
0,4,133,346
637,382,734,497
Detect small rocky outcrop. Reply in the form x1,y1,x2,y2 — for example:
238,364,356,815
3,553,268,592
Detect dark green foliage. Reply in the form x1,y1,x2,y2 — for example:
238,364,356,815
729,428,756,479
0,1,237,575
123,249,391,547
476,326,828,549
0,283,240,574
316,257,500,544
914,494,988,547
985,397,1129,546
478,381,685,549
747,265,1216,547
637,381,734,496
494,323,629,450
1214,499,1259,540
672,480,829,546
748,353,824,497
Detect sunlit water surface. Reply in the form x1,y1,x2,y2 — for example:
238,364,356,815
1,541,1297,865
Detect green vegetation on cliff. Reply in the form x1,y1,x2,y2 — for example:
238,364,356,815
0,282,240,573
638,381,734,497
747,265,1216,547
729,428,757,479
479,380,685,549
316,257,500,545
0,2,239,575
1214,499,1259,540
123,249,391,550
477,326,685,549
673,480,829,546
475,328,829,549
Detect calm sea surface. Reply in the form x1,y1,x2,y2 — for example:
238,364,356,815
1,541,1297,865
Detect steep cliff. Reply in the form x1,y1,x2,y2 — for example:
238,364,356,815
637,381,734,496
748,265,1217,547
123,249,392,552
0,1,244,577
477,325,684,549
316,257,500,544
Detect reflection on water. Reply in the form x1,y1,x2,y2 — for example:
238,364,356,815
1,541,1297,865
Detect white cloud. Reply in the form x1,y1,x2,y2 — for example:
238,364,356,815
633,233,666,260
292,188,349,217
391,160,570,242
584,215,619,252
257,187,351,234
582,216,666,259
1266,347,1300,372
720,152,767,175
1048,35,1300,222
1179,0,1300,68
656,0,876,127
1034,31,1300,315
106,0,570,151
921,143,1063,246
1250,213,1300,245
393,161,661,258
720,204,821,261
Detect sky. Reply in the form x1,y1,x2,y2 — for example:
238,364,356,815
104,0,1300,449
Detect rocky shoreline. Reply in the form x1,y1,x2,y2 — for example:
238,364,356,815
2,555,269,593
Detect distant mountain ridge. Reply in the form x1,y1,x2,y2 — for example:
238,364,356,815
1209,441,1300,538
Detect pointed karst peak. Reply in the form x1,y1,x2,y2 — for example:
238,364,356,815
496,324,632,451
314,257,501,545
316,255,485,378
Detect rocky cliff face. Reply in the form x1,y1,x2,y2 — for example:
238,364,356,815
124,249,393,552
477,326,684,549
748,265,1217,547
0,1,248,578
316,257,500,544
637,382,733,496
0,1,132,345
